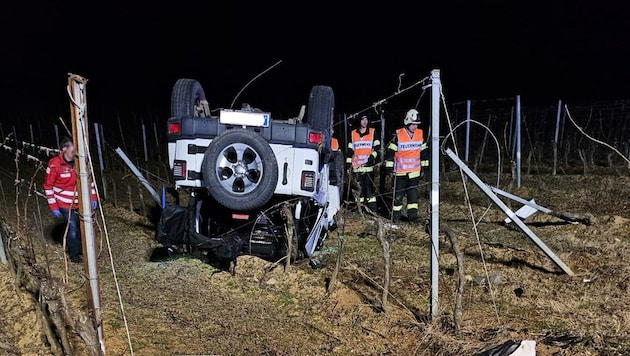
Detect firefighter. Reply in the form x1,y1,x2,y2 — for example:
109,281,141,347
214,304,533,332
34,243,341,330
44,137,98,263
346,114,380,212
384,109,428,223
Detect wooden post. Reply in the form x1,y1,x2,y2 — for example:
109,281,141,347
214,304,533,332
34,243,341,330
67,73,105,355
139,187,146,218
127,185,133,212
112,179,118,208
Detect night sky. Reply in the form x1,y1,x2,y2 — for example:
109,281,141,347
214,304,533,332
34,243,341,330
1,1,629,121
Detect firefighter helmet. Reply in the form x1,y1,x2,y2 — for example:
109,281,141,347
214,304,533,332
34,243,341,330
404,109,421,125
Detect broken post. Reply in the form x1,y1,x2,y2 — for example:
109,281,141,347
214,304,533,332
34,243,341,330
445,148,574,276
115,147,161,204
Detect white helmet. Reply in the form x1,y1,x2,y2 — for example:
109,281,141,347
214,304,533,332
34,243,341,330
404,108,421,125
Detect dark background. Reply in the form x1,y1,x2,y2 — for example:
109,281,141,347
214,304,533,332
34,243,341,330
1,1,629,122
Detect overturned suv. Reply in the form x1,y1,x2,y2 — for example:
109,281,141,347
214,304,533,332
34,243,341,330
156,79,342,267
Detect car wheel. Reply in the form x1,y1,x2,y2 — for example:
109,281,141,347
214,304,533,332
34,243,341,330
171,78,210,117
305,85,335,150
202,129,278,211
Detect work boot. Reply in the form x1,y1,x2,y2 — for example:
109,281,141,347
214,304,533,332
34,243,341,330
392,212,401,224
70,255,83,264
367,202,378,214
408,214,421,223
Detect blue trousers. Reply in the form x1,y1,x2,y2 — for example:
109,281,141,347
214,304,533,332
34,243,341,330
59,208,81,258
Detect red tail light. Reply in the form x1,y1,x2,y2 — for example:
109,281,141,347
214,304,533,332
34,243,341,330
309,132,322,144
168,122,181,135
301,171,315,192
232,214,250,220
173,160,186,179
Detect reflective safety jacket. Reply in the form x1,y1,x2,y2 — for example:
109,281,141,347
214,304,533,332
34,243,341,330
331,137,339,151
345,128,380,173
385,128,428,178
44,154,97,211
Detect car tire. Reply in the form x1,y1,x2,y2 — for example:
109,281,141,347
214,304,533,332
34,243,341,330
305,85,335,150
171,79,209,118
332,150,345,197
202,129,278,211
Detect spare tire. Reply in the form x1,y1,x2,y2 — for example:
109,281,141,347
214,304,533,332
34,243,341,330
305,85,335,150
171,79,209,117
202,130,278,211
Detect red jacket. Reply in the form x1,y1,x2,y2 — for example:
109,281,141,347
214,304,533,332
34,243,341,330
43,154,97,211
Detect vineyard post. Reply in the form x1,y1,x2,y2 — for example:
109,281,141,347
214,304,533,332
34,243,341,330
54,124,60,148
465,100,471,165
153,121,162,162
553,100,562,175
29,124,34,144
68,73,106,355
142,120,148,162
516,95,522,187
94,123,107,200
429,69,441,319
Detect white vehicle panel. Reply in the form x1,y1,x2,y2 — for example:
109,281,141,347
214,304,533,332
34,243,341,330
173,138,212,188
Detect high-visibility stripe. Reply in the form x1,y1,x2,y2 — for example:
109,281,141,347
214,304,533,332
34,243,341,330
367,197,377,203
388,143,398,151
385,161,394,168
407,203,419,210
395,163,421,171
55,190,77,197
54,195,75,204
47,198,56,204
45,189,54,195
392,205,403,211
352,166,374,173
421,160,430,167
345,157,352,163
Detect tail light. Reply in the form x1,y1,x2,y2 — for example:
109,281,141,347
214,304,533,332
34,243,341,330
168,122,181,135
173,160,186,180
308,131,322,144
232,213,250,220
301,171,315,192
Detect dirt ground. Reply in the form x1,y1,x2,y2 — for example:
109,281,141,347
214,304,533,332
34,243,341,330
2,151,630,355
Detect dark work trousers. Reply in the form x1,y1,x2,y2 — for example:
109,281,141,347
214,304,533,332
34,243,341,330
59,208,81,258
392,174,420,222
356,171,377,212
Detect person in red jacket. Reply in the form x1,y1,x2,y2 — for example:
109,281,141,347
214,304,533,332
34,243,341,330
43,137,97,263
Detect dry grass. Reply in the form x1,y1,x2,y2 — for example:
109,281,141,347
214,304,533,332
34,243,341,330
1,149,630,355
